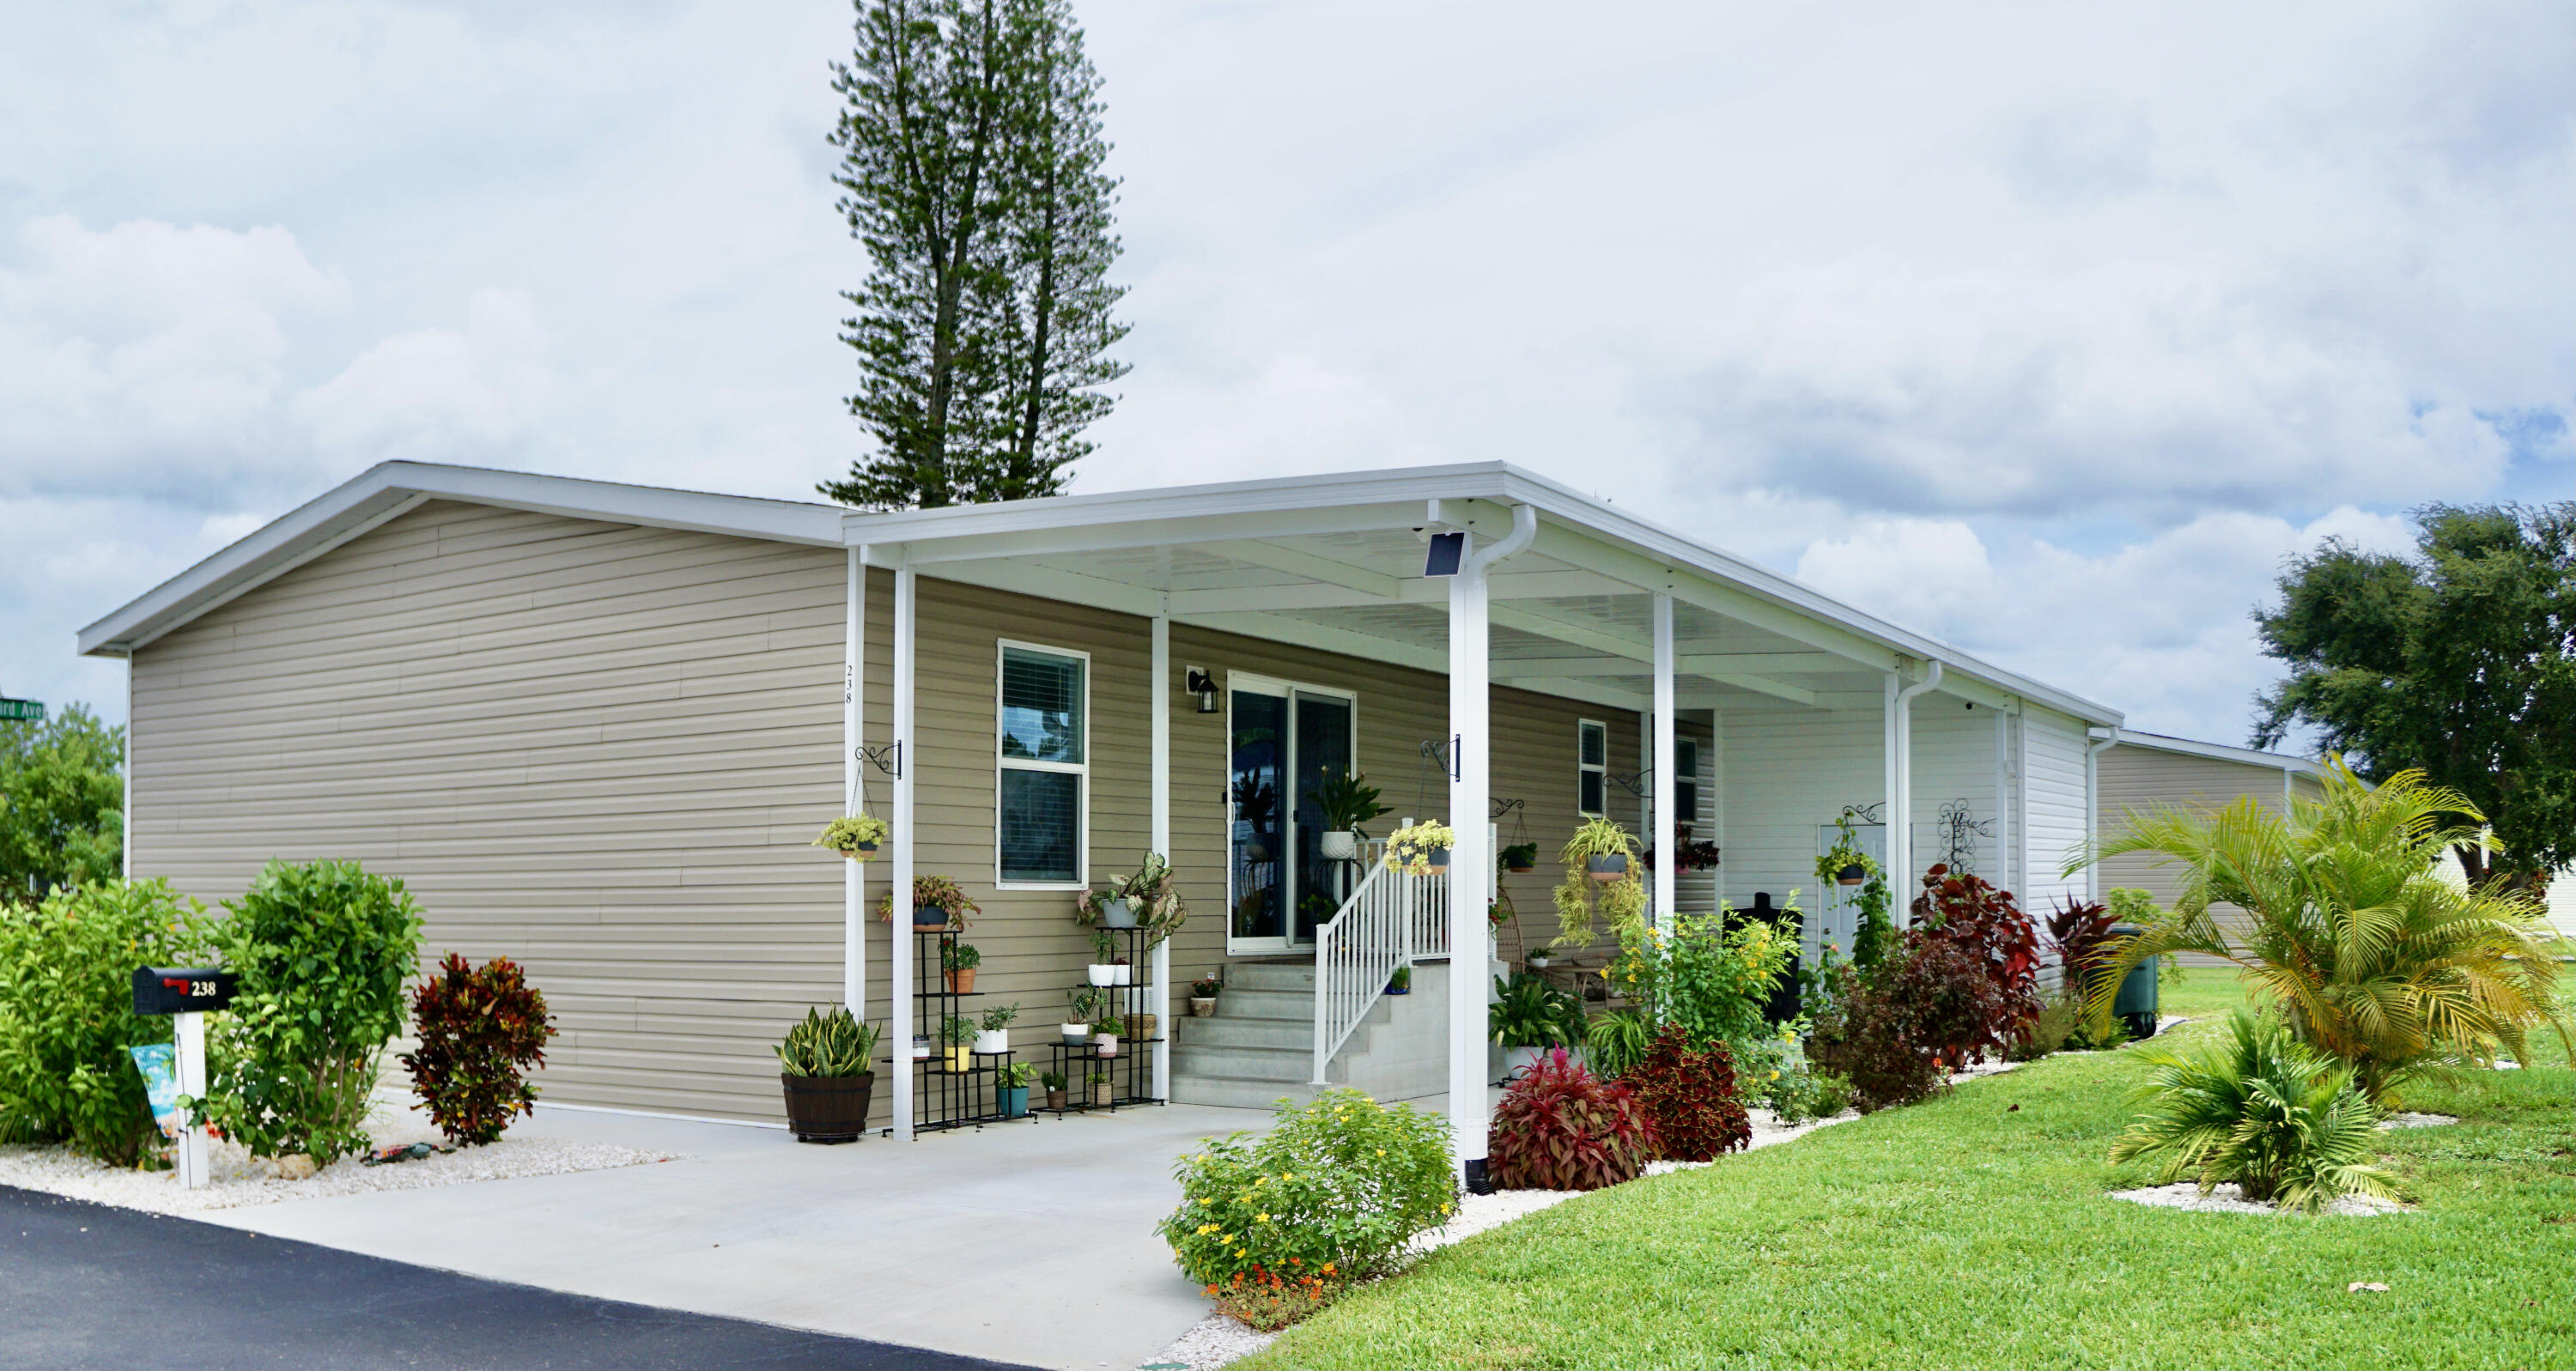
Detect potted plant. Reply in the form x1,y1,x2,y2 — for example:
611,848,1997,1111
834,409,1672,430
1384,820,1457,876
1087,1070,1114,1107
1097,1015,1125,1057
1526,946,1554,971
878,874,980,931
1039,1070,1068,1111
973,1003,1017,1055
1112,955,1133,986
1489,973,1583,1078
1065,986,1104,1044
1131,1010,1157,1040
910,1033,933,1060
1078,886,1138,929
1313,768,1390,859
941,941,981,994
775,1006,881,1144
1500,842,1540,875
1076,853,1189,947
1189,974,1222,1016
1553,816,1643,946
938,1012,974,1071
1387,964,1413,995
1086,929,1119,986
811,813,888,861
997,1061,1037,1118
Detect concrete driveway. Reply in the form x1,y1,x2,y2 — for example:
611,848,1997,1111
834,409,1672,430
197,1099,1281,1371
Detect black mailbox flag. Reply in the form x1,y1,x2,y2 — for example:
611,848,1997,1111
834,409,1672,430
132,967,237,1016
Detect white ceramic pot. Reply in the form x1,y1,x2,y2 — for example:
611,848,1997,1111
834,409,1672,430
910,1036,933,1060
1319,830,1358,860
972,1028,1010,1055
1060,1022,1091,1046
1087,963,1116,986
1112,962,1133,986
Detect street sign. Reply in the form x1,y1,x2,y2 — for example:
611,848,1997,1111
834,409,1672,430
0,697,43,722
132,967,238,1016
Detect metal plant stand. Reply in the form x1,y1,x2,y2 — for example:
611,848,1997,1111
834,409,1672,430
1041,925,1166,1114
901,927,1036,1135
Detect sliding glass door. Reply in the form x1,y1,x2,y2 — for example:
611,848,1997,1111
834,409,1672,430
1227,676,1357,955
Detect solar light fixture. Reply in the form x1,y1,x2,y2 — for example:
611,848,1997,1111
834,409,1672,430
1423,531,1466,578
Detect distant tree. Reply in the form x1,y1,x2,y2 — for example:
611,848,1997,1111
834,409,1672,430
2253,502,2576,893
823,0,1127,511
0,704,125,901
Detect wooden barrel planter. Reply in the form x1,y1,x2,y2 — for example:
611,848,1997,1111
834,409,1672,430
781,1072,875,1144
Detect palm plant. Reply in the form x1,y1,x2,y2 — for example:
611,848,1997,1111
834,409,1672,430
2072,760,2567,1102
2110,1010,2396,1213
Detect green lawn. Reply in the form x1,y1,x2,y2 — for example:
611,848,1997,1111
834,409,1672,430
1243,970,2576,1370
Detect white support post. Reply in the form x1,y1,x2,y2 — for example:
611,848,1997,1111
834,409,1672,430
1887,661,1943,916
1651,594,1675,933
1882,672,1901,908
844,549,865,1017
1151,611,1172,1101
1446,544,1491,1180
124,656,135,879
173,1010,207,1189
890,555,916,1139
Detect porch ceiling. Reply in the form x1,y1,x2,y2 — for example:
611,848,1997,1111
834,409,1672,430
920,525,1892,716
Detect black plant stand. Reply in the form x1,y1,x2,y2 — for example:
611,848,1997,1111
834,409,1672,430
1042,925,1166,1114
896,927,1038,1135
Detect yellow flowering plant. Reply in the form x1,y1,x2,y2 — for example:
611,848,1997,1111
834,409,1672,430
1156,1089,1455,1311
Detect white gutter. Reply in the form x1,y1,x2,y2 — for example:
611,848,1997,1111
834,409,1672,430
2086,726,2118,902
1447,500,1534,1190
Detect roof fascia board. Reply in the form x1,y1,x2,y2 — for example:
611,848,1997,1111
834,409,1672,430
2111,729,2323,775
890,502,1431,566
1169,567,1636,616
840,462,1516,545
81,461,845,656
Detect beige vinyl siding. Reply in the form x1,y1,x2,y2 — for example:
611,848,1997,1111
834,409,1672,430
2097,744,2317,964
132,500,847,1124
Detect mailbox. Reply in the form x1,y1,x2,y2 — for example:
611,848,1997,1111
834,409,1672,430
132,967,238,1016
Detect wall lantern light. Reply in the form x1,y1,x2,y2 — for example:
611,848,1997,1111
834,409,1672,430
1184,666,1219,713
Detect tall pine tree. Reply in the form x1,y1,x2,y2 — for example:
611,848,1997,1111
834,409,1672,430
824,0,1125,510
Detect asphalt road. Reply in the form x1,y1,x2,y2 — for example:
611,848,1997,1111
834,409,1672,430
0,1186,1031,1371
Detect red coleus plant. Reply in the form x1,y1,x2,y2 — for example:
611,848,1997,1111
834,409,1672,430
1626,1024,1750,1162
2044,897,2119,996
1486,1048,1656,1191
1908,864,2043,1059
400,953,556,1145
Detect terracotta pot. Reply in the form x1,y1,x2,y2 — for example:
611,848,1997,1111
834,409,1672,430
781,1071,874,1144
945,968,976,994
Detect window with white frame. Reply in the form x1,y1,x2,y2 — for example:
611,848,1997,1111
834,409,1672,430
997,643,1087,885
1674,736,1700,828
1577,719,1607,816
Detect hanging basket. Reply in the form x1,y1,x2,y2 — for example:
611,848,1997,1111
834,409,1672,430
841,843,878,861
1421,847,1451,875
1836,863,1867,887
1586,853,1629,883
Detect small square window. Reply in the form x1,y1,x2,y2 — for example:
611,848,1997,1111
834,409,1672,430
996,643,1088,886
999,768,1080,883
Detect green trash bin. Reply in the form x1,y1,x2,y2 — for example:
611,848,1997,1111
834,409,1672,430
2107,922,2159,1040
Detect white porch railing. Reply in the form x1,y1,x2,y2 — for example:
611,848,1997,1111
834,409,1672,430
1310,855,1450,1084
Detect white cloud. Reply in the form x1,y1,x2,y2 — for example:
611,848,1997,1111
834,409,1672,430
297,288,558,463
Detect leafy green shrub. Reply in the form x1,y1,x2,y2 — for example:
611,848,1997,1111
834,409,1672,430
1626,1024,1748,1161
399,954,556,1145
1585,1008,1651,1078
2111,1010,2397,1213
1604,908,1792,1051
1158,1089,1455,1301
1769,1065,1852,1124
1728,1030,1848,1122
0,880,210,1164
1489,972,1584,1050
197,860,423,1163
1487,1048,1656,1190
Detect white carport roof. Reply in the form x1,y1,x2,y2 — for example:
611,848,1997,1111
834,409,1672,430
843,461,2122,724
78,458,2122,726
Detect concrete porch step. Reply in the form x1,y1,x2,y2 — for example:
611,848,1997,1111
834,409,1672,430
1199,987,1309,1022
1218,960,1315,992
1176,1016,1318,1052
1172,1042,1321,1084
1170,1073,1326,1110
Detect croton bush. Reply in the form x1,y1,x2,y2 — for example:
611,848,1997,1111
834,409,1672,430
1625,1024,1750,1161
1486,1048,1656,1190
400,953,556,1146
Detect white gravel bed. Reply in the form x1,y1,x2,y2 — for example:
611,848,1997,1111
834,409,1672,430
0,1095,672,1216
1151,1313,1278,1371
2111,1181,2409,1217
2378,1112,2458,1130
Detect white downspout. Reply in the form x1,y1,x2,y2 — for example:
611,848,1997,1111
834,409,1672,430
1889,659,1942,912
1151,610,1172,1101
1448,501,1534,1190
2086,726,2117,903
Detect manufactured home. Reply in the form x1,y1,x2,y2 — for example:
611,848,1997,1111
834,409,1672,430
81,460,2123,1167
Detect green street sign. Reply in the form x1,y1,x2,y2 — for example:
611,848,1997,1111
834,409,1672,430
0,698,44,722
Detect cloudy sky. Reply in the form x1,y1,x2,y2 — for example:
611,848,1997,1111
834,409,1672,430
3,0,2567,745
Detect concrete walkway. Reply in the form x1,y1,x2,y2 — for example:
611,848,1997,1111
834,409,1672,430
196,1099,1280,1371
